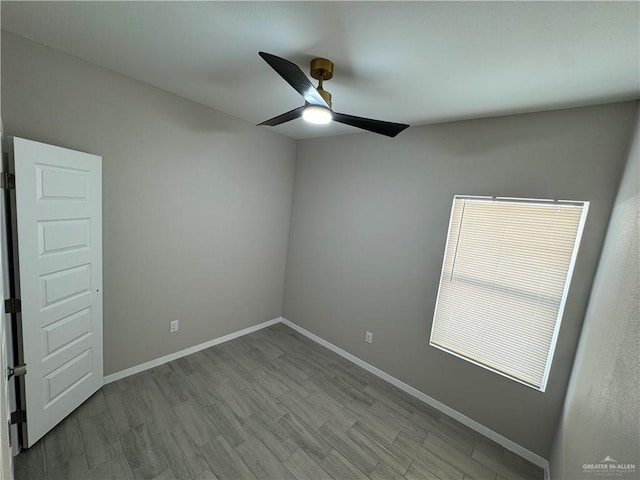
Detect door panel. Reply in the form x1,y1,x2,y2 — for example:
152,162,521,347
13,137,102,447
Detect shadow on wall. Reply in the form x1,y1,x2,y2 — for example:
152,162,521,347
549,110,639,480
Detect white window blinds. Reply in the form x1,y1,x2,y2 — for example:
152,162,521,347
430,196,588,391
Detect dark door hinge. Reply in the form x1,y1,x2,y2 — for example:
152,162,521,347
4,298,21,314
8,364,26,379
0,172,15,190
10,410,26,425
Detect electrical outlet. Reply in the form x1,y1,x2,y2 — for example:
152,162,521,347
365,331,373,344
170,320,179,333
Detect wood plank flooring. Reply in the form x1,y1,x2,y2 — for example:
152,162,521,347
14,323,544,480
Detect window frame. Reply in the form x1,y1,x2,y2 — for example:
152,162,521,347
429,195,589,392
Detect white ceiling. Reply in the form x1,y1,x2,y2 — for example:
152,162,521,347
2,2,639,139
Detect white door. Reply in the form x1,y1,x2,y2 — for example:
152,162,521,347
13,137,103,447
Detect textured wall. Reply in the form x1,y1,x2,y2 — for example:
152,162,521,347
1,32,296,375
283,102,638,457
550,113,639,479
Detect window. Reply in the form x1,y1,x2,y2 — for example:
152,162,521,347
430,196,588,391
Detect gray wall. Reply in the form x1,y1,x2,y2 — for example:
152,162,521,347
1,32,296,375
283,102,639,457
550,114,639,478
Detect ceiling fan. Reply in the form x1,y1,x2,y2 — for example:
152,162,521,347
258,52,410,138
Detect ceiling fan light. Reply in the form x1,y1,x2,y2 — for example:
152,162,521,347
302,105,332,125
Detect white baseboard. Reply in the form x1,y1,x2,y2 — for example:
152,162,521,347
280,317,550,477
103,317,282,384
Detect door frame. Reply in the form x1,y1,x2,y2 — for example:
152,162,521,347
5,139,27,456
1,122,17,477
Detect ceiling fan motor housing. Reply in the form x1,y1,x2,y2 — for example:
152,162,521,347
317,89,332,107
310,57,334,81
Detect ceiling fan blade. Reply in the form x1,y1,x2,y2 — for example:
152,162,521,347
259,52,329,108
333,112,410,137
258,106,305,126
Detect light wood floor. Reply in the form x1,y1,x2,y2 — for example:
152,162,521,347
15,323,544,480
